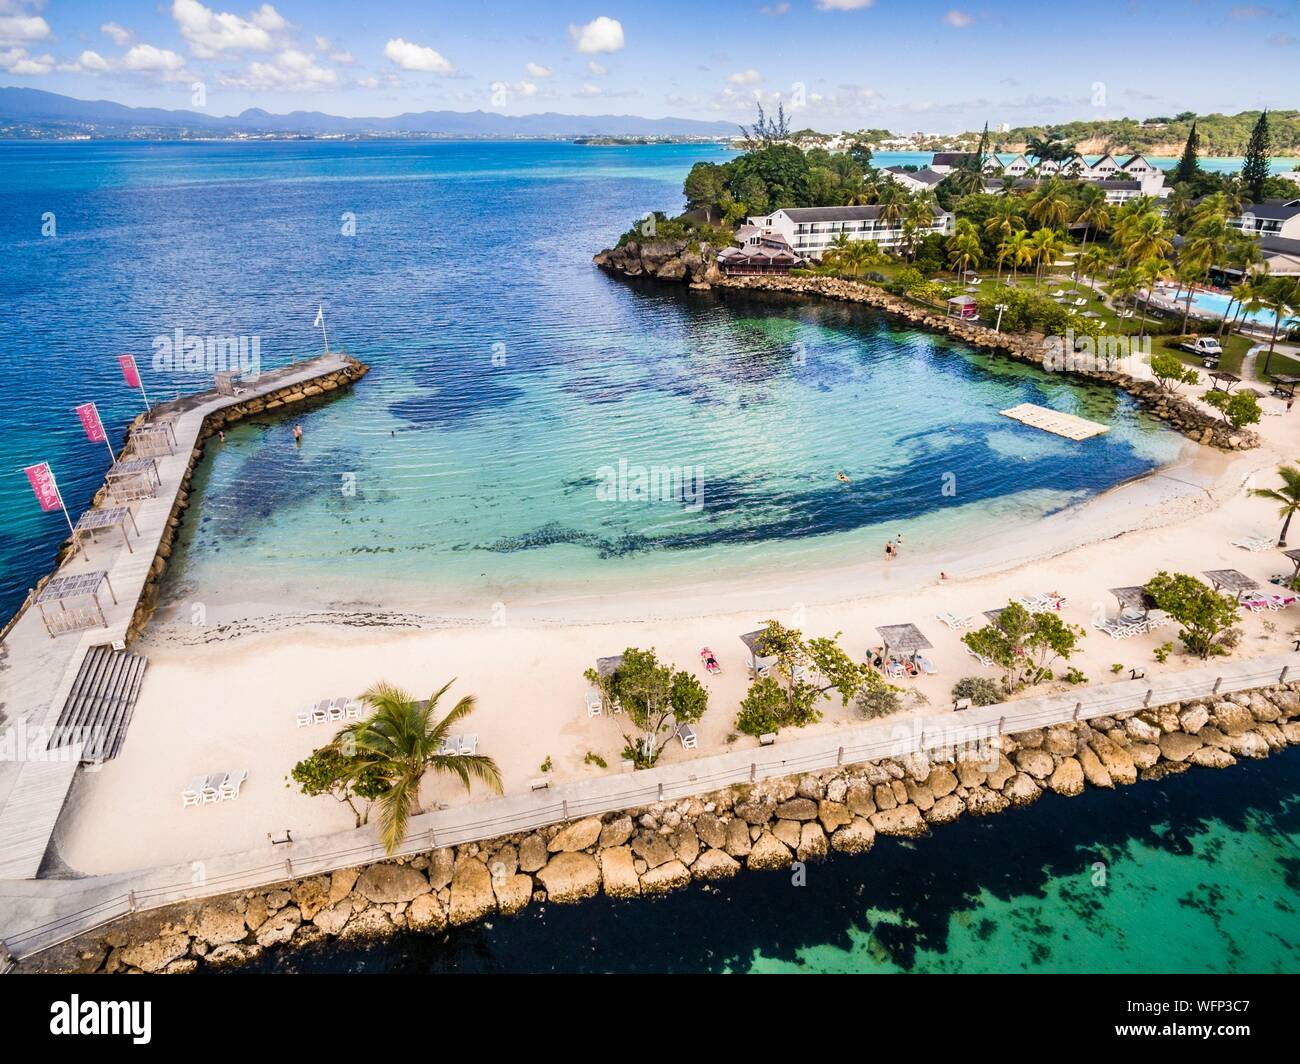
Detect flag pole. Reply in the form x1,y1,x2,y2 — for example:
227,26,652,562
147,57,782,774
316,304,330,357
46,466,81,559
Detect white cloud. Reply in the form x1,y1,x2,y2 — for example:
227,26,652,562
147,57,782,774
815,0,875,9
223,48,337,90
569,16,624,54
171,0,285,58
329,50,354,63
587,60,607,76
121,43,190,80
727,68,761,85
943,9,973,27
515,80,538,96
313,34,330,51
0,46,53,75
61,50,111,73
356,75,379,89
0,14,50,46
101,22,132,46
576,82,602,96
525,61,552,77
384,36,452,73
760,2,791,14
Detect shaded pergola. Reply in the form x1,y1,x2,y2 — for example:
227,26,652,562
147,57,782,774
36,570,117,638
131,419,178,457
876,623,933,663
946,294,978,320
739,629,778,674
73,506,139,555
1272,374,1300,400
982,608,1008,625
1207,371,1241,392
1282,548,1300,582
1110,585,1154,619
106,457,162,502
595,654,624,679
1204,568,1260,600
215,370,245,397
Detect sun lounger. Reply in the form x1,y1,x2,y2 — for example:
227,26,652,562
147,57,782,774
677,723,698,749
220,769,248,801
966,646,993,668
585,689,603,718
439,736,458,756
1231,536,1273,552
344,700,364,720
1049,289,1065,298
327,705,344,722
296,712,311,728
1119,309,1135,319
1071,297,1087,307
752,654,778,679
457,733,478,756
181,775,206,807
937,611,973,631
201,773,224,804
916,654,937,675
886,661,907,680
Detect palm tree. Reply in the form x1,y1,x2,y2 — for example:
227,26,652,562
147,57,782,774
1250,465,1300,548
875,183,905,233
1073,185,1111,260
1107,267,1141,334
1260,275,1299,377
983,199,1024,276
946,218,982,280
1027,227,1065,290
1026,177,1072,230
1079,245,1113,292
1218,242,1264,338
330,680,503,853
1135,257,1174,339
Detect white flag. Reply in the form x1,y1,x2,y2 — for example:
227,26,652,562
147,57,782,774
313,304,324,327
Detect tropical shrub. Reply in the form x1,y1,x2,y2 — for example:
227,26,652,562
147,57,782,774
1143,571,1241,659
962,602,1083,693
951,676,1002,706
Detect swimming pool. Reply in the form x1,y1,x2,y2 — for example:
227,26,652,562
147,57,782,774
1189,289,1298,330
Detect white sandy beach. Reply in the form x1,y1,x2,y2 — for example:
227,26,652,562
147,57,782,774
51,380,1300,876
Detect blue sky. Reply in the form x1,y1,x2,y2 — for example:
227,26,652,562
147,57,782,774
1,0,1296,130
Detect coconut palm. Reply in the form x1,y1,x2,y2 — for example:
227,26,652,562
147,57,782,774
1259,276,1300,377
1079,245,1113,292
999,228,1033,286
983,197,1024,251
1072,185,1111,260
1026,177,1072,229
1135,257,1174,339
330,680,502,853
1027,226,1065,290
1107,266,1141,334
946,218,982,279
1250,465,1300,548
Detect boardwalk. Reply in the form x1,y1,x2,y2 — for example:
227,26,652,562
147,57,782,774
1,650,1293,960
0,355,356,880
999,402,1110,441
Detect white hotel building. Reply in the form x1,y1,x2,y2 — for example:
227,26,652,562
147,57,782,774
744,204,955,259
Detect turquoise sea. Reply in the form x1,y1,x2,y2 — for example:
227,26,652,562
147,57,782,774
0,140,1182,620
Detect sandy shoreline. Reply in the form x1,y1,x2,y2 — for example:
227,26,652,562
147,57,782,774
47,375,1300,879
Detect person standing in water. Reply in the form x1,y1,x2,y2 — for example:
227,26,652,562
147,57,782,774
293,423,303,444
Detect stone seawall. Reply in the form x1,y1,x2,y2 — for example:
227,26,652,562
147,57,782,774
20,682,1300,973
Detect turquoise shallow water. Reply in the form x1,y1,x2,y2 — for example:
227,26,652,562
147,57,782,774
0,139,1183,617
237,749,1300,974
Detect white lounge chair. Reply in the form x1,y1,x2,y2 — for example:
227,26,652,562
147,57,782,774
752,654,778,679
585,690,603,718
181,775,205,807
1049,289,1066,298
677,723,698,750
1119,309,1135,319
220,769,248,801
916,655,938,675
966,646,994,668
439,736,459,756
296,711,311,728
886,661,907,680
200,773,224,804
1071,297,1087,307
1231,536,1273,552
937,611,973,631
344,700,364,720
457,733,479,756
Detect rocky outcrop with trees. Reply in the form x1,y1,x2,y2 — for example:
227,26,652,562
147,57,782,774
592,237,723,288
20,682,1300,973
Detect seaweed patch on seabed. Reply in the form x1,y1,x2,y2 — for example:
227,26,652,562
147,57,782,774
388,376,526,428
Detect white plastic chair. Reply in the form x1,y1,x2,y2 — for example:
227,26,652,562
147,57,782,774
181,776,205,807
220,769,247,801
585,690,603,718
677,723,698,750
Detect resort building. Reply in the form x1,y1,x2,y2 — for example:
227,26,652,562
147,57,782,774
746,204,955,259
880,166,948,192
1228,199,1300,241
982,176,1153,205
929,151,979,173
965,151,1166,196
720,228,805,275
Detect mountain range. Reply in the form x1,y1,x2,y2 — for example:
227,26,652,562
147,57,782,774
0,87,737,139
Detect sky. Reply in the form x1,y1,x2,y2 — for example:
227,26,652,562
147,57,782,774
0,0,1297,131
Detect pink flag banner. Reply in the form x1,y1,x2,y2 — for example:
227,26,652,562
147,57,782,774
75,402,107,443
118,354,141,389
23,463,63,512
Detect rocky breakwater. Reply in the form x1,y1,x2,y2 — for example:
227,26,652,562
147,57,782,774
21,682,1300,973
593,238,723,289
719,274,1256,452
122,357,370,641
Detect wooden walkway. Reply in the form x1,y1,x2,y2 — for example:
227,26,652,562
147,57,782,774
1000,402,1110,441
0,355,355,881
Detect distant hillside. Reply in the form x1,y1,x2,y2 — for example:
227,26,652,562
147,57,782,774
0,87,737,139
997,110,1300,158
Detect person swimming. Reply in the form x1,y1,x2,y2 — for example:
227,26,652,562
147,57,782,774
836,471,850,483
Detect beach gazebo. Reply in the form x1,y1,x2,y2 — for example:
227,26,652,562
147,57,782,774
739,628,779,677
131,418,178,457
1109,585,1153,620
1204,569,1260,601
1282,548,1300,582
1271,374,1300,400
1207,371,1241,393
875,623,933,663
106,457,162,502
946,294,978,321
36,570,117,638
73,506,139,555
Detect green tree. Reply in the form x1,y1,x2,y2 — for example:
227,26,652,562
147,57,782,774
1144,571,1240,659
585,647,707,768
328,681,502,853
288,748,388,828
1204,388,1261,430
962,601,1083,693
1149,351,1200,394
1249,464,1300,547
1241,109,1271,203
683,161,728,221
1173,120,1201,185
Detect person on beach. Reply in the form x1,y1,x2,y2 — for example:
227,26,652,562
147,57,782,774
293,423,303,444
885,540,894,560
